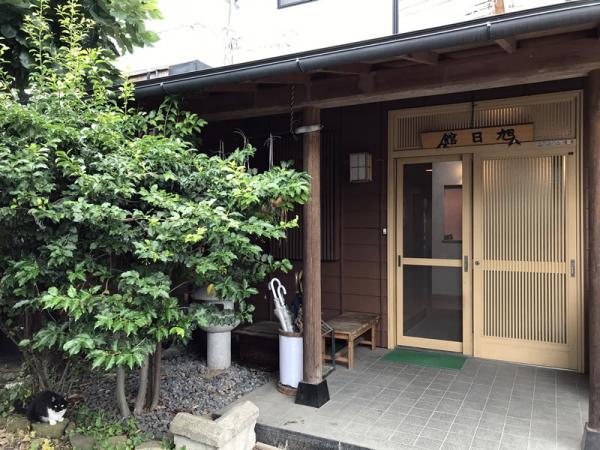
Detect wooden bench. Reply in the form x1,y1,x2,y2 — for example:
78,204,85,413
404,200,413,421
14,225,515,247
322,312,380,369
233,321,279,369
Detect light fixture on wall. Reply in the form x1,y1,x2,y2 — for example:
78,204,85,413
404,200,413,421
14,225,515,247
349,152,372,183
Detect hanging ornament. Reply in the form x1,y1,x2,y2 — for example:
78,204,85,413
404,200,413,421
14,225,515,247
265,133,280,170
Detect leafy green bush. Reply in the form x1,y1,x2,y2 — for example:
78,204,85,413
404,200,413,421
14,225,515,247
72,406,146,450
0,0,310,416
0,378,31,417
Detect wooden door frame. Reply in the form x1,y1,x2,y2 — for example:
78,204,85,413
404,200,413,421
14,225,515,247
388,154,472,354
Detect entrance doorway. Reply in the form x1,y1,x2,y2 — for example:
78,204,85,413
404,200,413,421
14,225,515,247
395,156,471,353
393,147,580,370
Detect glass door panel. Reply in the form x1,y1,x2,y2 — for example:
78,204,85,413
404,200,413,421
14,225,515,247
399,160,464,347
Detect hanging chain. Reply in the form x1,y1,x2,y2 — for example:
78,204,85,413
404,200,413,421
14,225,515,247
269,133,274,169
289,84,296,137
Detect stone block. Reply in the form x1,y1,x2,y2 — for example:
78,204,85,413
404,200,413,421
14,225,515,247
70,433,97,450
4,414,30,433
170,401,259,450
135,440,164,450
65,420,76,435
31,418,69,439
106,434,128,449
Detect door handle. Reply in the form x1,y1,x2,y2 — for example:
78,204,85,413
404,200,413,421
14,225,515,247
463,256,469,272
397,255,402,267
474,260,480,266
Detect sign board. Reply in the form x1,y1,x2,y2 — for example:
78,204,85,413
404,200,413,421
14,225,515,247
421,124,534,149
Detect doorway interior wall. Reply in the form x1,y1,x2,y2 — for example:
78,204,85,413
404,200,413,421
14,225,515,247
387,91,583,371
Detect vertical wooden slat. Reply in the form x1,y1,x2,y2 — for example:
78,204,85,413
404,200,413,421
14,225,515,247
479,154,569,344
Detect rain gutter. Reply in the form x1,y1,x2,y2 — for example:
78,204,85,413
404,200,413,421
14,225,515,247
135,1,600,99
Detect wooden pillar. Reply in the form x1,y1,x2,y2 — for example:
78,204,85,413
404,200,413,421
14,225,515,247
587,70,600,435
302,106,323,385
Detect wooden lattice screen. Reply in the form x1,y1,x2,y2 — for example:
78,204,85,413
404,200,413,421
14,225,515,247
266,131,339,261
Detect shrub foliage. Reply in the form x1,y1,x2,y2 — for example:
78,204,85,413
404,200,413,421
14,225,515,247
0,0,310,415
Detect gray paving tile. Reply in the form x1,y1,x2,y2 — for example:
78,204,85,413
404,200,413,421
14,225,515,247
431,411,456,423
449,422,477,436
381,411,407,422
499,433,529,450
403,414,430,427
368,424,395,440
528,438,558,450
390,431,419,445
463,400,487,411
414,436,444,450
427,419,453,432
444,432,473,447
556,436,582,449
508,407,532,419
454,415,478,426
440,442,467,450
411,407,435,419
475,427,502,442
458,408,483,420
398,422,425,436
503,424,530,438
556,422,581,439
505,416,530,428
444,391,468,401
471,436,500,450
420,427,448,441
484,405,508,416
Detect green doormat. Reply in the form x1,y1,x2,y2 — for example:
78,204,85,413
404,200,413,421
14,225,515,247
384,348,466,370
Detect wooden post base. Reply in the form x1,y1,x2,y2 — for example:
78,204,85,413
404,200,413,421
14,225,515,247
295,380,330,408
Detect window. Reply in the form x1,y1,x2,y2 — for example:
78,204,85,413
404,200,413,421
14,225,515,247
443,185,462,242
278,0,316,8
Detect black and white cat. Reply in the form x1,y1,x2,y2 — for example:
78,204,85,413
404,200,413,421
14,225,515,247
26,391,68,425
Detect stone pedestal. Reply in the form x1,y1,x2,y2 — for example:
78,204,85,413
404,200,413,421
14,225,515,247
202,324,236,370
170,401,259,450
193,286,239,371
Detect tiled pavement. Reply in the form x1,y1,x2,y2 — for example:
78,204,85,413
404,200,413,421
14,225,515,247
223,347,589,450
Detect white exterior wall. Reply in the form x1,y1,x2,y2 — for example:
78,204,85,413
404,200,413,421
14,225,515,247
117,0,572,75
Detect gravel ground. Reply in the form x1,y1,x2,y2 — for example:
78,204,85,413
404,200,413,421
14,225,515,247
75,352,274,438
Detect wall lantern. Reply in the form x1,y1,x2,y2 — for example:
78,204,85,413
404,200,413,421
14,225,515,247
349,152,372,183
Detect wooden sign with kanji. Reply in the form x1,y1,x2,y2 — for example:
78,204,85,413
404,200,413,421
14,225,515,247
421,124,534,149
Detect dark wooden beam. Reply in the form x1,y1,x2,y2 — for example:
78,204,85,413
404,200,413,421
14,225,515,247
399,51,439,65
495,37,517,54
256,73,310,85
302,106,322,386
376,60,416,70
586,68,600,437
